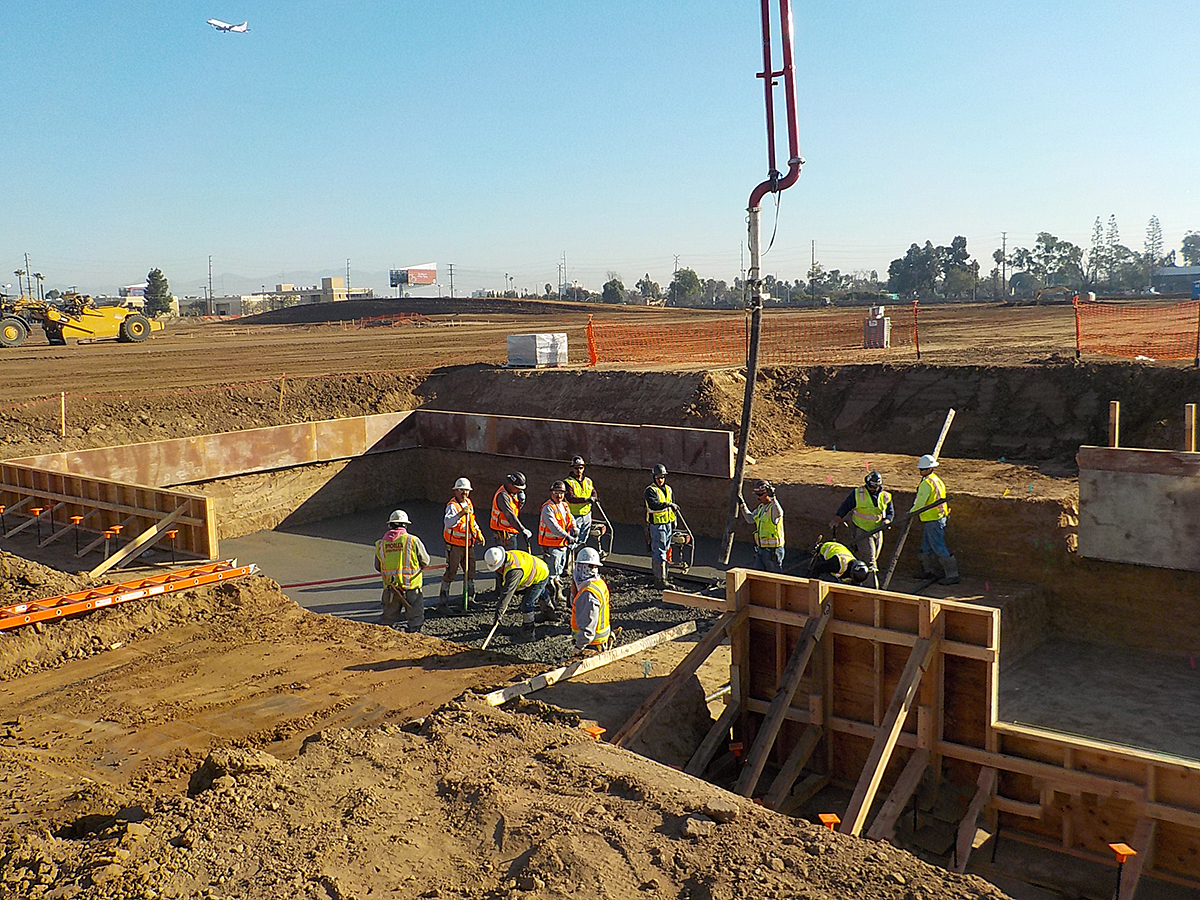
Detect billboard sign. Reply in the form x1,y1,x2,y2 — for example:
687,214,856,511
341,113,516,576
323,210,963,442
391,263,437,287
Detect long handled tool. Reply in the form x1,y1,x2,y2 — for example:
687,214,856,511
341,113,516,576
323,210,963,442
880,409,955,591
481,583,514,651
590,499,614,560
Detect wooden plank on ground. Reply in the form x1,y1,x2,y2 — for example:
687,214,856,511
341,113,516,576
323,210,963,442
482,620,697,706
952,766,997,873
763,725,823,810
1120,816,1156,899
840,634,939,836
865,749,930,842
734,602,831,797
612,609,744,747
684,699,740,777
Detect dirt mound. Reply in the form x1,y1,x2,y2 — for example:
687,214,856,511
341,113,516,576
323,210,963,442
243,296,597,325
0,698,1011,900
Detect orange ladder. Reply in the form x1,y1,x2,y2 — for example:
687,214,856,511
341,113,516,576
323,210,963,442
0,560,258,631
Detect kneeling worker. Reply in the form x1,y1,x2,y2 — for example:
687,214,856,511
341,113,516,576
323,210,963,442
571,547,611,655
374,509,431,633
808,540,870,585
483,546,551,640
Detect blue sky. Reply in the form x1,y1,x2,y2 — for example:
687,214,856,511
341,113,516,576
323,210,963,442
4,1,1196,296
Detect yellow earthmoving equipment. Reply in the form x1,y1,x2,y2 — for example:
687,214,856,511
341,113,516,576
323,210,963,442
40,293,163,345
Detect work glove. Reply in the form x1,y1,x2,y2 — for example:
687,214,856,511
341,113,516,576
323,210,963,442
828,517,841,530
523,528,533,541
669,503,680,511
590,493,598,501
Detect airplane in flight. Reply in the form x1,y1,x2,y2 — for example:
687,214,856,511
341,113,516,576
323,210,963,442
207,19,249,33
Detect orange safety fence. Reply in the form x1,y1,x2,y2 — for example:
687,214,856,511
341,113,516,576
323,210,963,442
586,304,918,366
1074,299,1200,363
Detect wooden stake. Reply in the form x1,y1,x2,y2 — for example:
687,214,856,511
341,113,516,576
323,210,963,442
60,391,66,438
278,374,286,413
1109,400,1120,448
1185,403,1196,453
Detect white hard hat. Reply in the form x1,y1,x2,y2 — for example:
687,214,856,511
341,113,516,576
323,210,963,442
388,509,409,526
454,477,472,491
483,546,506,572
577,547,603,568
917,454,939,469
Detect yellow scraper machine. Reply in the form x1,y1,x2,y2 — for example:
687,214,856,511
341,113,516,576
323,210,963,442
0,292,163,347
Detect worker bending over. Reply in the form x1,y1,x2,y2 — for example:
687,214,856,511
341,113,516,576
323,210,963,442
564,456,597,555
440,477,486,610
740,479,785,572
808,540,870,585
490,472,530,588
830,470,893,588
483,546,550,641
571,547,611,655
374,509,431,632
644,463,678,588
911,455,959,584
539,480,577,619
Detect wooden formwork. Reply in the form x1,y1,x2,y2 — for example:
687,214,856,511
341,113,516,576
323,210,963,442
0,461,217,576
665,569,1200,892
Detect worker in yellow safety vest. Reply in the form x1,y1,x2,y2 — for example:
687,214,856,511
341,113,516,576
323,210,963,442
571,547,612,655
483,546,551,641
564,455,597,554
441,477,486,610
644,463,677,588
910,454,958,584
739,479,785,573
807,541,870,585
830,470,894,588
374,509,431,632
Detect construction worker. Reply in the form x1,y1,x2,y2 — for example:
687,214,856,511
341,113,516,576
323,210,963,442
808,540,871,585
490,472,531,588
911,454,958,584
440,476,485,610
483,546,550,641
739,479,785,573
373,509,430,633
539,480,578,620
564,456,597,554
645,463,677,588
830,471,894,588
571,547,611,655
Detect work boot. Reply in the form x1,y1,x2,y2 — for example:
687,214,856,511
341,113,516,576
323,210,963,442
937,555,960,585
651,559,666,589
916,552,939,580
519,613,537,642
437,586,451,612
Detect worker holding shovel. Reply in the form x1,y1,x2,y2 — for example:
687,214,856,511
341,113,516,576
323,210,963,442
440,477,485,612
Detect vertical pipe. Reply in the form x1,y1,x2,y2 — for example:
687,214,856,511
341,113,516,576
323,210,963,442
912,300,921,360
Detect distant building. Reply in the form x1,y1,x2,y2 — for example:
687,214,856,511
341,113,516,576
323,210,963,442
119,283,147,298
1152,265,1200,295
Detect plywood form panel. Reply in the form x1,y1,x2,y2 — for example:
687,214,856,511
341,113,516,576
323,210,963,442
942,655,989,748
1157,767,1200,808
1155,821,1200,882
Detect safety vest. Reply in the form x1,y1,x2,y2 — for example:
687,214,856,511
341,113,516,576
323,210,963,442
912,474,949,522
538,498,573,548
490,486,521,535
571,578,611,648
819,541,856,576
646,483,675,525
752,502,785,548
443,498,478,546
565,475,594,517
376,531,424,590
501,550,549,589
851,487,892,531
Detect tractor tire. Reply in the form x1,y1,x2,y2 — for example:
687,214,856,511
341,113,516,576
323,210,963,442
119,314,151,343
0,316,29,348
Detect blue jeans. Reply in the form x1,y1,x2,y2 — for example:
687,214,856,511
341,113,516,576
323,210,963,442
755,546,785,573
919,518,950,557
520,579,548,614
650,522,673,565
572,513,591,551
543,545,569,582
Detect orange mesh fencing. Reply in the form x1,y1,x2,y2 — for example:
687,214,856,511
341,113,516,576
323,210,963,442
587,305,918,366
1075,299,1200,362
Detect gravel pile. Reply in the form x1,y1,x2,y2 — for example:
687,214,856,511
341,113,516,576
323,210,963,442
419,569,720,667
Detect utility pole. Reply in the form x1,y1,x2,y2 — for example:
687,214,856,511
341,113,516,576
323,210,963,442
346,258,351,290
208,256,214,315
810,240,816,304
1001,232,1007,297
561,252,567,301
448,264,455,299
